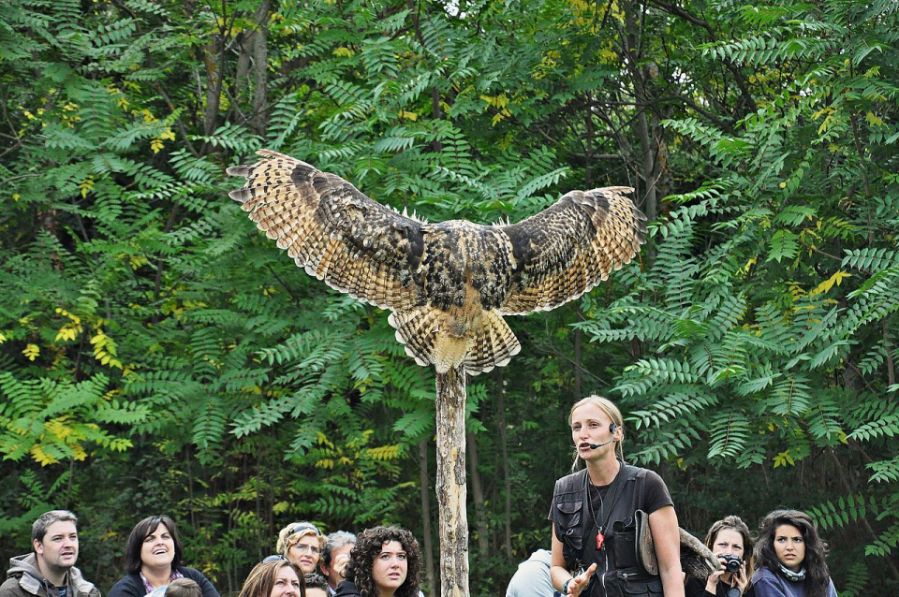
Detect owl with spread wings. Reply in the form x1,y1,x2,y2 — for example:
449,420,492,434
228,150,646,376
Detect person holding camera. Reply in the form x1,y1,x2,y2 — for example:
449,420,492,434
751,510,837,597
548,396,684,597
685,516,755,597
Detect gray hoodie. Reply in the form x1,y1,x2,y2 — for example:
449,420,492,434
0,554,100,597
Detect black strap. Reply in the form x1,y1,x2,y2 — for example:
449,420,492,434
593,464,633,532
580,463,633,567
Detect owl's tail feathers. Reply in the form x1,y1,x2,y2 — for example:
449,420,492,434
464,310,521,376
388,308,438,369
388,308,521,376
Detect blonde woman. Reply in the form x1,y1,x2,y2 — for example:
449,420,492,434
548,396,684,597
238,560,304,597
276,523,325,576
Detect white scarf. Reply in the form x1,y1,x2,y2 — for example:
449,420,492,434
778,563,807,582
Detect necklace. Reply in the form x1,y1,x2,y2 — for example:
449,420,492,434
584,472,606,551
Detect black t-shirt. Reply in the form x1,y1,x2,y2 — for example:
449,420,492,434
589,468,671,570
547,467,673,525
548,465,674,579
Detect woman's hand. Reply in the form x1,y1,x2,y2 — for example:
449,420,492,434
565,563,597,596
704,555,727,592
706,556,751,596
732,565,750,594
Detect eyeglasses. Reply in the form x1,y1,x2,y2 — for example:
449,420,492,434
291,544,321,555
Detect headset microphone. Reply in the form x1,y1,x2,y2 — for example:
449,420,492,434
587,423,619,450
587,438,615,449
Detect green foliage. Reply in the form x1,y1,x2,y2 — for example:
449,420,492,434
2,0,898,593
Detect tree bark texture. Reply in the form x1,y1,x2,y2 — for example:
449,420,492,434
495,369,513,558
435,368,469,597
251,0,270,135
202,33,224,136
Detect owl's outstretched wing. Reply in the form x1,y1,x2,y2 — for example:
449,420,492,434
498,187,645,315
228,150,426,310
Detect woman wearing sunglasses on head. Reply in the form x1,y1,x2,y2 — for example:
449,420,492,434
276,523,325,576
751,510,837,597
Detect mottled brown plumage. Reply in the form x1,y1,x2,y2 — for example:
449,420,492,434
228,149,646,375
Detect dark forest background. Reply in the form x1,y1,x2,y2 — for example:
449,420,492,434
1,1,897,595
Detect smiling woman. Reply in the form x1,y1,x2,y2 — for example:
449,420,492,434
108,516,220,597
238,560,305,597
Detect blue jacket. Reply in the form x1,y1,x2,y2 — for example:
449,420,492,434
751,567,837,597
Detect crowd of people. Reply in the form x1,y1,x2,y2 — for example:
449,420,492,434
510,395,839,597
2,397,838,597
0,512,419,597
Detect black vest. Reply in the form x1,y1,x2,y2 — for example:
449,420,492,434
550,465,663,597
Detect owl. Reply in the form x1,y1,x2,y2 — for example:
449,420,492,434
228,150,645,375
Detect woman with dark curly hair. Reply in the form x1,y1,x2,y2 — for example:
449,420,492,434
334,527,421,597
751,510,837,597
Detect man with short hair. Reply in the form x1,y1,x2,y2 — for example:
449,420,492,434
318,532,356,597
0,510,100,597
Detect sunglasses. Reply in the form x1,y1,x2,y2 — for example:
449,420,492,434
288,522,321,537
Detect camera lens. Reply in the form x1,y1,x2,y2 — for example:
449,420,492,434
723,555,742,572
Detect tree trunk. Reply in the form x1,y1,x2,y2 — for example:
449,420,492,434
466,431,489,557
495,370,513,558
202,33,224,136
621,0,661,221
418,439,437,594
251,0,270,135
435,368,469,597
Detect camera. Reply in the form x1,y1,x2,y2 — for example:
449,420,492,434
721,554,742,573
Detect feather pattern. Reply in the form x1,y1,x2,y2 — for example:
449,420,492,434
228,150,645,374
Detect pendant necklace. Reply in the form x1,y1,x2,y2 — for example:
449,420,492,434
585,472,605,551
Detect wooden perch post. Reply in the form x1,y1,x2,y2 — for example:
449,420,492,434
435,367,469,597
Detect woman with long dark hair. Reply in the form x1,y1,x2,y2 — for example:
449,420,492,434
686,515,755,597
751,510,837,597
108,515,219,597
334,527,421,597
548,395,684,597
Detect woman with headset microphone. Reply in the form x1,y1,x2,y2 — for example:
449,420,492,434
548,395,685,597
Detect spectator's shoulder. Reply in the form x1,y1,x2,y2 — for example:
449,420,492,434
0,576,25,597
70,566,100,597
333,581,361,597
750,568,788,597
107,574,142,597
